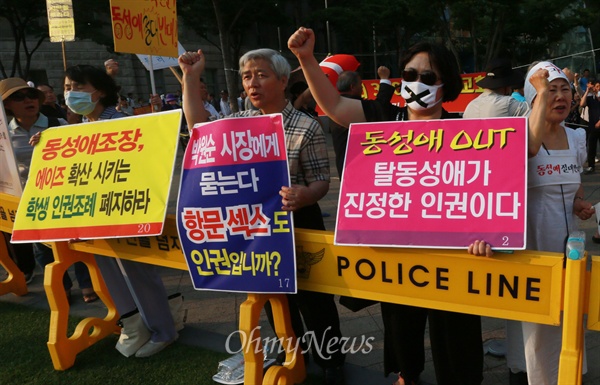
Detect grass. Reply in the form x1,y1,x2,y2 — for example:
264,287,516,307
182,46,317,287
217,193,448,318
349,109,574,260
0,302,322,385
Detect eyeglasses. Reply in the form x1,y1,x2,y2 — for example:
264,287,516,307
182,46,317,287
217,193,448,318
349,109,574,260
402,69,439,86
8,89,39,102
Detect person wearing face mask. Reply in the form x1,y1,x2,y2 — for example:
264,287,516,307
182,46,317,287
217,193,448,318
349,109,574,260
61,64,180,358
288,27,483,385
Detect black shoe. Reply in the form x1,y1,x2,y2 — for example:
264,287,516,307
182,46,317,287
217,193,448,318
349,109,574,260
324,365,345,385
583,167,595,175
509,370,529,385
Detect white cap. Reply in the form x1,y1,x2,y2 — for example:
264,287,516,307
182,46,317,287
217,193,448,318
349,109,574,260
524,61,570,107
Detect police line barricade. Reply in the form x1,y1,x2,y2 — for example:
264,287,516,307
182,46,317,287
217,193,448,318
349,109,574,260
589,257,600,331
0,193,28,296
0,192,597,385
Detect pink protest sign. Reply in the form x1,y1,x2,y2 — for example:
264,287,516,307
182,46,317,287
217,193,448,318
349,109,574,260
335,117,527,250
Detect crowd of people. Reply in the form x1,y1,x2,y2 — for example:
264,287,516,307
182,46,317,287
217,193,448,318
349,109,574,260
1,26,598,385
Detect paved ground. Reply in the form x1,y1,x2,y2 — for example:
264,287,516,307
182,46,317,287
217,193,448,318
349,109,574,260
1,121,599,384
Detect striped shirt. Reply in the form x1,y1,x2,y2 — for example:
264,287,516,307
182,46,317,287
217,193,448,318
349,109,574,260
82,106,127,122
230,101,330,186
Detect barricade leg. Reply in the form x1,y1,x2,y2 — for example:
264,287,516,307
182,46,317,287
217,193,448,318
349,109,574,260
0,234,28,296
557,256,587,385
240,293,306,385
46,241,120,370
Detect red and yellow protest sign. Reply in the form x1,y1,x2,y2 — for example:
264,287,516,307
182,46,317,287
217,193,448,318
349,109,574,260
11,110,182,242
110,0,178,57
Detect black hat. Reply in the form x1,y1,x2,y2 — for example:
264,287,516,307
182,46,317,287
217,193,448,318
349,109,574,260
476,58,524,89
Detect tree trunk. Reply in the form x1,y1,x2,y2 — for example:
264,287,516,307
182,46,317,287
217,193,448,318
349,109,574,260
212,0,247,113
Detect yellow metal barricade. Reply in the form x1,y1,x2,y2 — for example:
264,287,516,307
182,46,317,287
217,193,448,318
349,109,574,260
1,192,596,385
0,193,27,296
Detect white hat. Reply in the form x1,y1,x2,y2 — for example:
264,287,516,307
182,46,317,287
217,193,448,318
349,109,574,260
524,61,570,107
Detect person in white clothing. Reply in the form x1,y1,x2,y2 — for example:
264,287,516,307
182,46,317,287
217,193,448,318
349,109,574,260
463,57,530,384
219,89,232,115
469,62,595,385
463,57,529,119
199,79,220,121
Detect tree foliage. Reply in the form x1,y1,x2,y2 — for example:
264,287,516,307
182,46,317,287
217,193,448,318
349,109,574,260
0,0,113,79
0,0,49,78
71,0,113,50
312,0,595,73
178,0,289,111
2,0,596,82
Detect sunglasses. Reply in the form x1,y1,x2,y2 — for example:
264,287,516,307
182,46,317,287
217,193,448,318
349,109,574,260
8,89,39,102
401,69,439,86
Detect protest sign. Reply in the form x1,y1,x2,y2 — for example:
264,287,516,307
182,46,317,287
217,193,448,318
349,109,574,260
0,103,23,197
177,115,296,293
11,110,182,242
136,42,186,71
335,117,528,250
110,0,178,57
46,0,75,43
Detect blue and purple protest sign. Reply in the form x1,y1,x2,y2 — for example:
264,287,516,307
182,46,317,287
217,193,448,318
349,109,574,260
177,114,296,293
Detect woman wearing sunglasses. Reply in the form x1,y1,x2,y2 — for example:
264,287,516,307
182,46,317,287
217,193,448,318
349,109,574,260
0,77,98,304
288,28,482,385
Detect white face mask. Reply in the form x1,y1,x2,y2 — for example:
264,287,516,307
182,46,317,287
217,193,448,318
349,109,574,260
65,90,98,116
400,81,444,111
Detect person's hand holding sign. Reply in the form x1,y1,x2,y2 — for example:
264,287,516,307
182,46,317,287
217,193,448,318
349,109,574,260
280,182,328,212
29,132,41,146
468,240,494,258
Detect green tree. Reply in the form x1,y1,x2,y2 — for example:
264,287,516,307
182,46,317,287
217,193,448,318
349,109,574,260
303,0,441,75
178,0,289,112
0,0,48,79
448,0,596,71
0,0,113,79
71,0,113,50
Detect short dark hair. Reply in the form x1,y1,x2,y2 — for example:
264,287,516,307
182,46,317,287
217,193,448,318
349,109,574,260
400,42,463,102
336,71,361,93
289,81,308,97
64,64,120,107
